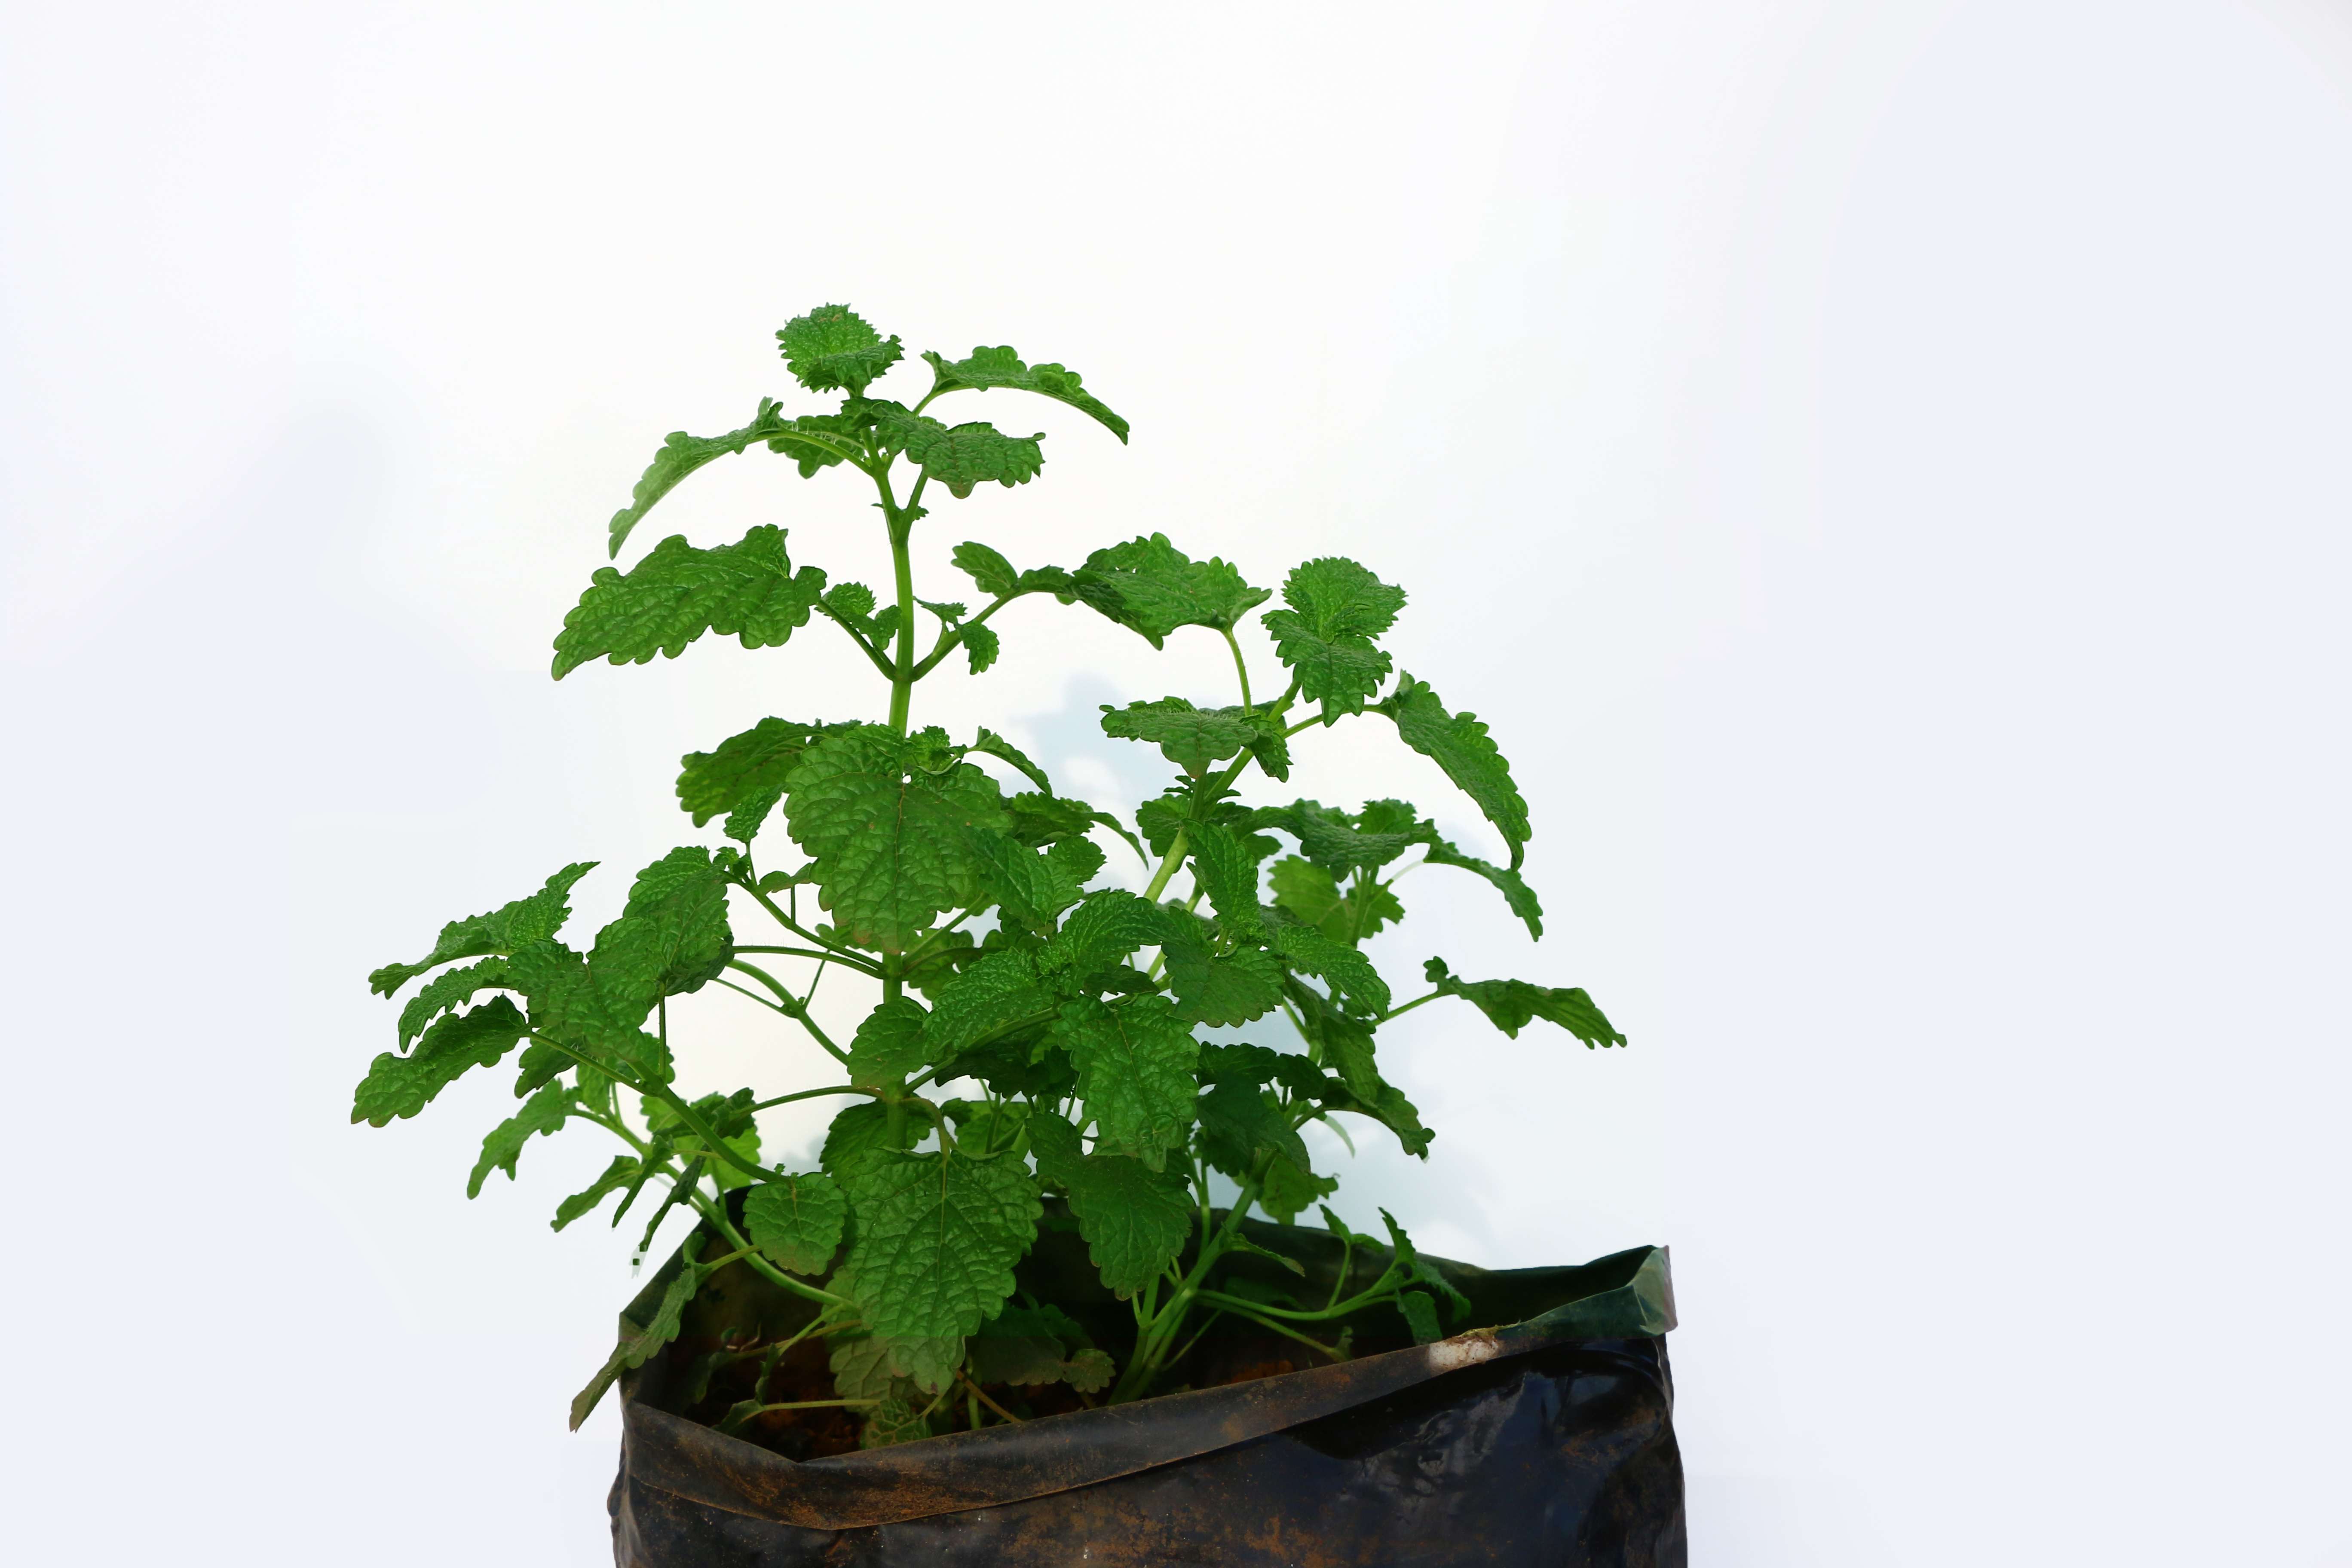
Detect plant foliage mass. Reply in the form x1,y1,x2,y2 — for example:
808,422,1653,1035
357,304,1623,1443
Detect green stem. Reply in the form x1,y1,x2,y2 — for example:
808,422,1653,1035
529,1033,774,1188
887,514,916,734
1380,990,1444,1023
1142,828,1190,902
1188,1296,1352,1361
749,1084,875,1113
1221,626,1254,707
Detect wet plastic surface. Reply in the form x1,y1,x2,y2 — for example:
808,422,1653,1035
608,1224,1684,1566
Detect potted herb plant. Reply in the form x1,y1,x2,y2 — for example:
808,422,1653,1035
356,305,1684,1565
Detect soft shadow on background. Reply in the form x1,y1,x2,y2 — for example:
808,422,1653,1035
3,3,2348,1563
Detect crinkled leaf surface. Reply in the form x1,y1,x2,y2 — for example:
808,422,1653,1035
1073,534,1270,646
676,719,840,828
397,957,511,1048
1270,920,1390,1014
571,1263,703,1429
370,862,596,995
468,1082,572,1196
1039,890,1169,987
1378,675,1531,869
1030,1113,1192,1298
352,998,530,1127
887,415,1044,498
1195,1078,1310,1180
743,1173,848,1274
778,304,903,394
553,526,827,677
1099,698,1259,777
1426,958,1624,1046
587,847,733,1015
1423,836,1544,940
833,1151,1042,1343
922,345,1130,441
1054,995,1199,1168
848,996,931,1088
606,398,798,559
922,951,1054,1061
1162,935,1283,1026
1262,557,1406,719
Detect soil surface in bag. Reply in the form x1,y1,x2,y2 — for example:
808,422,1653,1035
608,1207,1684,1567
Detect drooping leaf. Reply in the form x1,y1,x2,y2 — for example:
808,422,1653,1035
922,951,1054,1062
1256,799,1432,874
1421,836,1544,940
352,998,530,1127
950,540,1020,597
781,725,1009,952
1029,1112,1191,1298
833,1150,1043,1347
848,996,932,1089
1292,988,1433,1158
1071,534,1271,648
675,718,842,828
1424,957,1624,1046
964,623,1000,674
1195,1078,1310,1181
396,957,511,1049
467,1082,573,1197
644,1088,764,1190
1053,995,1200,1170
971,832,1086,931
604,399,808,559
1099,698,1264,778
1007,793,1146,861
1261,557,1407,720
820,1100,896,1177
1038,890,1169,989
1396,1290,1442,1345
966,727,1052,793
886,414,1045,499
504,940,673,1084
1269,921,1391,1014
369,862,597,995
1259,1152,1339,1224
552,1155,640,1232
552,526,828,678
570,1261,704,1429
1185,820,1274,938
1376,675,1530,870
587,847,734,1017
922,345,1130,442
777,304,903,395
743,1173,848,1275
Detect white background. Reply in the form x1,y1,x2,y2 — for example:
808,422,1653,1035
4,2,2348,1562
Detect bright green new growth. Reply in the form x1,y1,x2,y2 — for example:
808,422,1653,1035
357,304,1624,1442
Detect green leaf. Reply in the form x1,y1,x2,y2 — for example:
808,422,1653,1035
1053,995,1200,1169
743,1173,848,1275
1195,1078,1310,1181
964,623,1000,674
848,996,931,1089
1029,1112,1191,1298
1007,793,1146,861
1376,675,1531,870
1039,890,1169,988
1269,921,1391,1014
777,304,903,394
833,1150,1043,1345
396,957,511,1048
888,415,1045,499
1186,820,1274,937
1293,988,1433,1159
370,862,597,995
922,345,1130,442
552,526,828,678
552,1155,639,1232
1162,934,1284,1026
467,1082,572,1196
1421,836,1544,940
781,725,1009,953
605,398,796,559
505,940,673,1084
950,540,1020,597
1100,698,1264,778
1396,1291,1442,1345
587,847,734,1017
1259,1155,1339,1225
966,727,1053,793
676,718,842,828
821,1100,896,1177
1261,557,1407,719
1424,957,1624,1046
1257,799,1432,874
352,998,530,1127
922,951,1054,1061
1072,534,1271,647
571,1261,704,1429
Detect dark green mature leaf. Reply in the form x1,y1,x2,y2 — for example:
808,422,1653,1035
778,304,903,394
923,951,1054,1061
676,719,841,828
1270,921,1391,1014
571,1261,704,1429
397,957,511,1048
922,345,1130,442
1266,857,1403,945
352,998,530,1127
1072,534,1271,647
467,1082,572,1196
969,832,1086,931
1292,987,1433,1158
1422,836,1544,940
553,526,828,678
505,940,673,1084
848,996,931,1089
1006,793,1145,862
1376,675,1531,870
833,1150,1043,1345
966,728,1052,793
1196,1078,1310,1181
1257,799,1432,874
744,1173,848,1275
370,862,597,995
588,847,734,1016
1262,557,1407,720
781,725,1008,952
888,415,1045,499
1099,698,1259,778
1396,1291,1442,1345
1029,1112,1191,1298
1424,958,1624,1046
605,398,802,559
1054,996,1199,1169
1039,890,1168,986
821,1100,895,1177
552,1155,640,1232
1185,820,1272,938
1162,934,1283,1026
1259,1153,1339,1224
